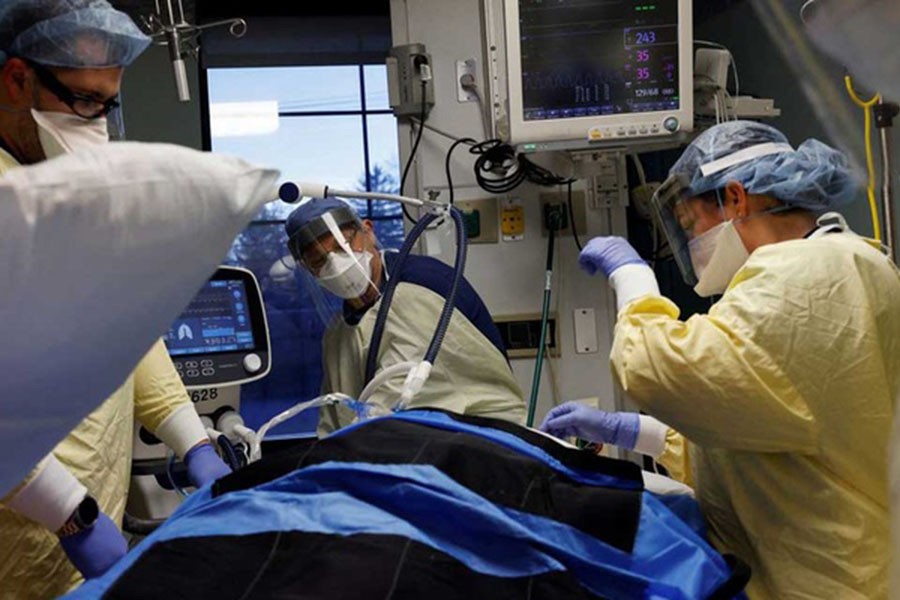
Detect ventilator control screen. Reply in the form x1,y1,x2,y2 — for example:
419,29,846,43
166,280,256,356
518,0,680,120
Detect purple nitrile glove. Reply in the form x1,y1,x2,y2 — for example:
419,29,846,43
578,236,645,277
59,513,128,580
184,442,231,488
539,401,640,449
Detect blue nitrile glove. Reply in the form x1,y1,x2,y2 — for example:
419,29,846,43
539,402,640,449
184,442,232,488
578,236,645,277
59,513,128,579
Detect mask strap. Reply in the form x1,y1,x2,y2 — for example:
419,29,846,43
816,211,849,232
321,211,378,292
713,186,794,223
380,250,392,283
732,203,793,225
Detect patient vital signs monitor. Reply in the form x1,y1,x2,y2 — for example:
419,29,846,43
504,0,693,150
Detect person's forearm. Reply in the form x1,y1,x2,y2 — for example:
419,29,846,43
5,455,87,532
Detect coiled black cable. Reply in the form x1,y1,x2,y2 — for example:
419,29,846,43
470,140,526,194
469,140,573,194
566,180,584,251
445,137,477,205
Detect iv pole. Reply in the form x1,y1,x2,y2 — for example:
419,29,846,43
875,99,900,262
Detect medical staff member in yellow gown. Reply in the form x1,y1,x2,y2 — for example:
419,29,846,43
541,121,900,599
284,197,526,434
800,2,900,596
0,2,231,598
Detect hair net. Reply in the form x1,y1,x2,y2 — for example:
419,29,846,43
671,120,860,212
0,0,150,68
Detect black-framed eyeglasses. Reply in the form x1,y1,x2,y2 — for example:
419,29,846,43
26,60,120,120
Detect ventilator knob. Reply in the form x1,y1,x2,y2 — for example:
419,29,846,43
243,353,263,374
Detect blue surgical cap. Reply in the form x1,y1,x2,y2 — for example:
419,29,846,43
671,120,860,212
0,0,150,68
285,197,362,254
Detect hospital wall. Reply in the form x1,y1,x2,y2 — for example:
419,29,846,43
121,45,204,151
390,0,627,426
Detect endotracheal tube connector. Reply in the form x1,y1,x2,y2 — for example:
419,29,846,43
397,361,433,411
250,393,355,461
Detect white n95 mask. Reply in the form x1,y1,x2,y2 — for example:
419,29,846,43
32,109,109,159
317,250,375,299
689,220,750,297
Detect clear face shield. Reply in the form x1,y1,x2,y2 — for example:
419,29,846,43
287,207,382,326
651,139,803,288
650,173,707,286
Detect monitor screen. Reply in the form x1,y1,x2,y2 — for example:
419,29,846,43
520,1,680,120
504,0,692,148
165,280,257,356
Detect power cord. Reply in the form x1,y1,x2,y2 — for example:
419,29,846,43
459,72,492,141
566,180,584,251
445,136,477,205
468,140,573,195
469,140,524,193
410,118,470,144
399,59,431,224
399,79,428,223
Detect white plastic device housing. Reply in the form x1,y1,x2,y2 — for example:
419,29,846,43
503,0,694,148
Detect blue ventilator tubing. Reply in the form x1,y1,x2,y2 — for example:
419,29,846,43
275,181,469,402
365,207,468,385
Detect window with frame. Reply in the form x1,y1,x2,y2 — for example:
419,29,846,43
203,62,402,436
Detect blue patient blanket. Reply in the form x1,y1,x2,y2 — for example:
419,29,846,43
68,410,748,599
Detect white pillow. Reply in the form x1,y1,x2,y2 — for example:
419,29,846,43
0,142,279,494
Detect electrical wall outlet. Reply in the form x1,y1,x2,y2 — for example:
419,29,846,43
501,198,525,241
455,197,499,243
387,43,435,118
456,59,478,103
539,191,587,238
542,202,569,233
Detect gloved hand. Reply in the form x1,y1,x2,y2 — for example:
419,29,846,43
539,402,640,449
59,513,128,580
184,442,231,488
578,236,645,277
